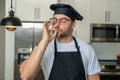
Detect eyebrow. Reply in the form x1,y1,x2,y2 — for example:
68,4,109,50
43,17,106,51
53,17,70,20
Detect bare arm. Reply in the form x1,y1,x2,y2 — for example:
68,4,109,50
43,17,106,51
19,21,58,80
88,73,100,80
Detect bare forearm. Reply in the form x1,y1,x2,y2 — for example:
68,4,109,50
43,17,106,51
20,40,49,80
88,73,100,80
20,21,57,80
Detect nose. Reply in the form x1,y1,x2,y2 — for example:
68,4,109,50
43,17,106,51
54,21,60,28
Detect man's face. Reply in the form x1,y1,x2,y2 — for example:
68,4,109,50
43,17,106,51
50,14,75,38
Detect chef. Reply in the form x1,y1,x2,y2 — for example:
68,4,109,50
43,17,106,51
20,3,101,80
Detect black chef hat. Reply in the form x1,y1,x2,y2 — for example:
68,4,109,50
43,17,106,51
50,4,83,21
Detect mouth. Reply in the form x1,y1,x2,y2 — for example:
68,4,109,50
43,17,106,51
56,28,62,33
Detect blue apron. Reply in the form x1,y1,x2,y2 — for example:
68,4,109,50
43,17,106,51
48,37,86,80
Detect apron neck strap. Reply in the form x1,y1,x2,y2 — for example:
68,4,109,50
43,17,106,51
54,39,57,53
73,37,80,52
54,36,80,53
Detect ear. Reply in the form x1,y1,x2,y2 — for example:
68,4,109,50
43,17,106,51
72,21,77,29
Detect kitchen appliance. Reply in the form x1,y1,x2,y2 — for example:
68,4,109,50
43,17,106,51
99,60,120,80
17,48,31,64
91,24,120,42
15,22,43,64
14,22,44,80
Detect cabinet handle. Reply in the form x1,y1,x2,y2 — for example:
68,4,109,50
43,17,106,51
108,11,110,22
38,8,40,19
116,25,119,39
35,8,37,19
105,11,107,22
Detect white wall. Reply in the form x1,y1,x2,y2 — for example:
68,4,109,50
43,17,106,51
0,0,5,80
0,17,15,80
0,0,5,20
58,0,75,7
4,0,15,79
4,30,15,80
75,0,91,43
0,27,5,80
91,42,120,60
0,0,15,80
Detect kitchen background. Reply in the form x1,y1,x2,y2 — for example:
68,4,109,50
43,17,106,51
0,0,120,80
91,42,120,60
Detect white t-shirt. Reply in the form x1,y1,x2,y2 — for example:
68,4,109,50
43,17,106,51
40,38,101,80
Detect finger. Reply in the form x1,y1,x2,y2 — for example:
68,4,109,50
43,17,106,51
43,21,50,32
50,31,58,41
53,31,58,38
49,28,57,32
44,21,51,27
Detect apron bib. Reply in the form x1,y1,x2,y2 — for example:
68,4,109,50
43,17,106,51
48,37,86,80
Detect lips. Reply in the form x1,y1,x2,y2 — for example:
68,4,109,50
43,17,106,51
56,28,62,32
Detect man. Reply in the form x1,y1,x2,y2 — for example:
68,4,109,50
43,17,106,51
20,4,101,80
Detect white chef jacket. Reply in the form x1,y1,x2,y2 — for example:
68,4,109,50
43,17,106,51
40,38,101,80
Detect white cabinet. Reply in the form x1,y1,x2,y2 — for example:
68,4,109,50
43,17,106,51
15,0,57,21
91,0,120,24
15,0,36,21
91,0,106,23
109,0,120,23
75,0,90,43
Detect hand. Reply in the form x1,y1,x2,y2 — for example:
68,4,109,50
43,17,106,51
42,21,58,43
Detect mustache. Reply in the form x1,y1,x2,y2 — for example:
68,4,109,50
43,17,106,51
52,27,62,32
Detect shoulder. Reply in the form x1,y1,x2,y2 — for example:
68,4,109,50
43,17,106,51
76,38,101,74
75,38,93,51
75,38,96,60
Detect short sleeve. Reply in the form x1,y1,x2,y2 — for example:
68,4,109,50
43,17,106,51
87,46,101,75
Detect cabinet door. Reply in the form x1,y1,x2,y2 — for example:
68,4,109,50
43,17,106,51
91,0,107,23
15,0,37,21
109,0,120,23
15,0,57,21
38,0,57,21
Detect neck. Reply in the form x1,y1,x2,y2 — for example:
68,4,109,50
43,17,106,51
56,35,74,43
